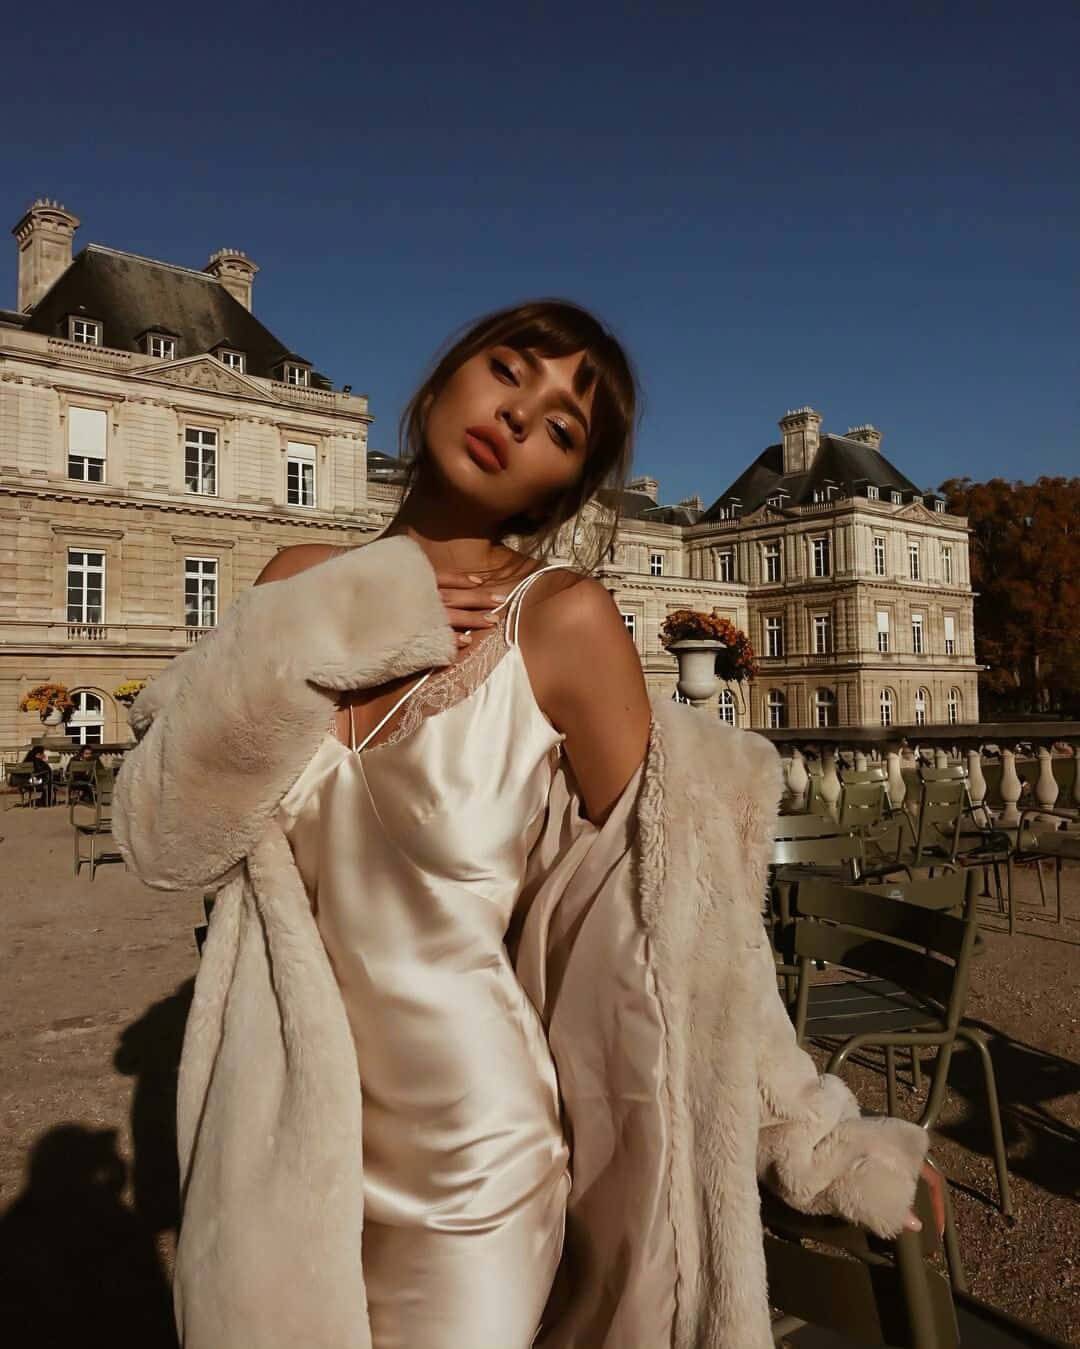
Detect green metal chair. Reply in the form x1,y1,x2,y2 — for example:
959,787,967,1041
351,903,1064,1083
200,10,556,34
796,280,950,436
71,767,123,879
1007,806,1079,935
766,1174,1067,1347
789,871,1011,1216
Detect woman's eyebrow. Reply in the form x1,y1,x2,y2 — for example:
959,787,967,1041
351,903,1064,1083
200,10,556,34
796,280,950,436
516,348,591,436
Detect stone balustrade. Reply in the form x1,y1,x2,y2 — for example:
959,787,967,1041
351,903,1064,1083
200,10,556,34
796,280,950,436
760,723,1080,824
0,619,215,651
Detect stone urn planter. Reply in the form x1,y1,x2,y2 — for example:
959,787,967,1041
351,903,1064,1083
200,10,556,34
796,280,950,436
40,706,66,726
669,639,724,707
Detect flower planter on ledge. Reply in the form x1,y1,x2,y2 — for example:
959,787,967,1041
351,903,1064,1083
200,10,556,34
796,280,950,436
669,639,724,707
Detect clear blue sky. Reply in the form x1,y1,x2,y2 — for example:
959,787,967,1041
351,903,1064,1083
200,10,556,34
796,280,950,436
7,1,1077,506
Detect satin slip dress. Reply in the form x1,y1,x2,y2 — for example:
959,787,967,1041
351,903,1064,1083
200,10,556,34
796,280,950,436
278,563,575,1349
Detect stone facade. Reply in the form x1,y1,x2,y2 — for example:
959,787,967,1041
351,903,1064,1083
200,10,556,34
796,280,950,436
1,202,978,760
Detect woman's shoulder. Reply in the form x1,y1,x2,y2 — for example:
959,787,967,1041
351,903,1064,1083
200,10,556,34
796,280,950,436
254,542,353,586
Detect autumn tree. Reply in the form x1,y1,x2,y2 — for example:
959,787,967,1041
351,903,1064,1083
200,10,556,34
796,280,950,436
940,476,1080,715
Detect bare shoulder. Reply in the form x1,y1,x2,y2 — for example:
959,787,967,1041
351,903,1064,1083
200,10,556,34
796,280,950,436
254,543,348,586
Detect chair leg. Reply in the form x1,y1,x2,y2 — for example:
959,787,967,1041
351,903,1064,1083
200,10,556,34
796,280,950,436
1036,859,1047,908
73,828,79,876
1007,854,1016,936
90,833,96,881
940,1178,968,1294
885,1045,898,1117
1056,858,1063,926
956,1026,1012,1216
910,1046,922,1092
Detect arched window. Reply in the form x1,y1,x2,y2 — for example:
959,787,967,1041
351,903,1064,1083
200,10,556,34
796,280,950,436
66,690,104,745
766,689,786,729
914,687,929,726
718,689,736,725
814,687,836,728
879,688,894,728
947,687,961,726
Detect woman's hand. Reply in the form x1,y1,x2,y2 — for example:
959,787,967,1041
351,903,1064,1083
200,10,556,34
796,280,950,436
435,572,511,649
904,1160,946,1236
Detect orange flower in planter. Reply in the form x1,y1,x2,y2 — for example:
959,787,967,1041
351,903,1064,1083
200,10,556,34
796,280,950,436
18,682,75,719
660,610,758,683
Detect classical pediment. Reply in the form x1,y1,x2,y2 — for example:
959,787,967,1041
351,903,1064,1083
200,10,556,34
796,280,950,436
131,355,270,399
894,500,938,524
741,504,783,525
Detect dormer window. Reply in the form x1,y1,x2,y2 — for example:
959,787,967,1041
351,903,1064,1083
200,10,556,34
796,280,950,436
890,490,903,505
147,334,175,360
766,493,788,509
866,484,880,500
68,317,101,346
283,363,309,387
218,349,245,372
933,499,945,513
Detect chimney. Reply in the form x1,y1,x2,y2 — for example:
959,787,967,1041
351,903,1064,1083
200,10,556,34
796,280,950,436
846,423,883,450
779,407,823,475
12,198,80,312
627,475,659,502
678,493,704,512
204,248,259,311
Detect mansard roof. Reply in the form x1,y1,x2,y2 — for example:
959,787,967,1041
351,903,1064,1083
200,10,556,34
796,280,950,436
21,244,332,388
702,433,922,521
595,487,704,526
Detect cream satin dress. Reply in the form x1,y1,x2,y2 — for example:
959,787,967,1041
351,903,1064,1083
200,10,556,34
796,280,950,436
278,565,575,1349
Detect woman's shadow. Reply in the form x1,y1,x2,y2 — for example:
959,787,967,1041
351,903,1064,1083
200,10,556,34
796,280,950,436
0,980,193,1348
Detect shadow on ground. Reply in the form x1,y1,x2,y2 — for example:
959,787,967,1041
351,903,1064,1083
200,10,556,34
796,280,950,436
0,980,192,1347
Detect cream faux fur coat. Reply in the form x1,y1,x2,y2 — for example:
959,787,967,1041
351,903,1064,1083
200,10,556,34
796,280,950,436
114,536,927,1349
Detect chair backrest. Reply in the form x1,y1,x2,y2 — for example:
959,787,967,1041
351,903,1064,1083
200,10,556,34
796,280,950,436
774,815,852,841
805,771,832,816
837,779,886,832
920,764,966,783
792,871,979,1027
771,833,864,874
841,765,888,785
763,1177,960,1347
911,778,966,864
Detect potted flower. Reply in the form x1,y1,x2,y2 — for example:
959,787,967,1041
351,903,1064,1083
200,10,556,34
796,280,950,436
113,679,148,707
18,682,75,726
660,610,758,707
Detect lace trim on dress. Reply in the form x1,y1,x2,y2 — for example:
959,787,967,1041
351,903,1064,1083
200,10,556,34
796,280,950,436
330,615,513,752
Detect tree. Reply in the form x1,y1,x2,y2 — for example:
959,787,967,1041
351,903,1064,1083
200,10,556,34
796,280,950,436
940,476,1080,715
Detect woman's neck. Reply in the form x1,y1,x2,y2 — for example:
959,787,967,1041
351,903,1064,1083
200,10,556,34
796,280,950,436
384,485,522,579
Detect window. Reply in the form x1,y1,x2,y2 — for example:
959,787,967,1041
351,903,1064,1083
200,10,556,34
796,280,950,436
767,494,786,509
766,690,786,729
944,614,956,655
812,536,831,577
185,427,218,495
911,612,924,654
185,557,219,629
813,614,831,654
764,541,782,583
947,688,961,725
876,609,890,653
908,540,921,580
148,334,175,359
765,616,783,658
716,549,735,583
934,500,945,513
621,612,637,642
67,406,107,482
69,317,101,345
873,534,886,576
914,688,928,726
65,690,104,746
284,363,310,387
814,688,836,728
286,441,317,507
649,551,664,577
942,545,953,584
866,484,880,501
67,549,105,623
890,490,903,505
880,688,894,727
218,349,245,371
718,689,735,726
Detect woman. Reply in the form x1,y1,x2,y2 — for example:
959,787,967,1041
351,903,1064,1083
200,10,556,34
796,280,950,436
22,745,53,806
115,301,933,1349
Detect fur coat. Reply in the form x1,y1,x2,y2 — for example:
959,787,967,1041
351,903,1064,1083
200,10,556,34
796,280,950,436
114,535,927,1349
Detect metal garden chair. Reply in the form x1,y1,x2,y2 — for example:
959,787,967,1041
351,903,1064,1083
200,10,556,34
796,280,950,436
71,767,124,879
789,870,1011,1215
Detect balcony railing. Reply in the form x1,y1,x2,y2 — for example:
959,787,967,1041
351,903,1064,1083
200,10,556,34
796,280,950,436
1,619,217,650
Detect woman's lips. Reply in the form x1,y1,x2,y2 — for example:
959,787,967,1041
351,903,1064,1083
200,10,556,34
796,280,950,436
464,430,505,472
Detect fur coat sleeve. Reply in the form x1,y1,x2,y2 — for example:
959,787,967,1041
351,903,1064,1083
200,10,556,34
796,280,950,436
113,536,927,1349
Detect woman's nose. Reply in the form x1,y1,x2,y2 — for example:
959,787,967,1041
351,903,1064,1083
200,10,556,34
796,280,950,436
498,404,526,439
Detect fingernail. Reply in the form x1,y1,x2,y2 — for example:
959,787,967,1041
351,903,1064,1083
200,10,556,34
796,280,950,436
467,574,484,583
458,633,472,644
490,592,507,602
904,1216,922,1232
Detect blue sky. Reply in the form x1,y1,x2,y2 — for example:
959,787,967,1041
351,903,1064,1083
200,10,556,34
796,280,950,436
7,1,1077,506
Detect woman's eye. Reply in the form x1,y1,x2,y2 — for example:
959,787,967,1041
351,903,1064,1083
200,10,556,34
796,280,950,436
490,356,517,383
549,420,573,450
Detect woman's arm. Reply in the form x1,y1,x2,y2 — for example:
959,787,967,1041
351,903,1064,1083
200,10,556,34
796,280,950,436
524,578,652,826
113,537,455,891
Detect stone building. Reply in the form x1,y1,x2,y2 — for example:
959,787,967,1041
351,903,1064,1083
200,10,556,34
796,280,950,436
1,200,977,758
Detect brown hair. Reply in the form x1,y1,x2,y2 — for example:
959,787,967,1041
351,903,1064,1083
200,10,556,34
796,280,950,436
394,299,638,572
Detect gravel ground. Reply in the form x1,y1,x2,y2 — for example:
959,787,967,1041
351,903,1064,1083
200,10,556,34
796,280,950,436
0,798,1077,1347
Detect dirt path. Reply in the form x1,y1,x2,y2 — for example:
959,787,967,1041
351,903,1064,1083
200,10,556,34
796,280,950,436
1,799,1077,1345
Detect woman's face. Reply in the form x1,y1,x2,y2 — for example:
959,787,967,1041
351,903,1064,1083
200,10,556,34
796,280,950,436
422,345,596,525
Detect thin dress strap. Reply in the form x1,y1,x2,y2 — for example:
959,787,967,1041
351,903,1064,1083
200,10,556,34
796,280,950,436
495,563,577,647
350,669,435,753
